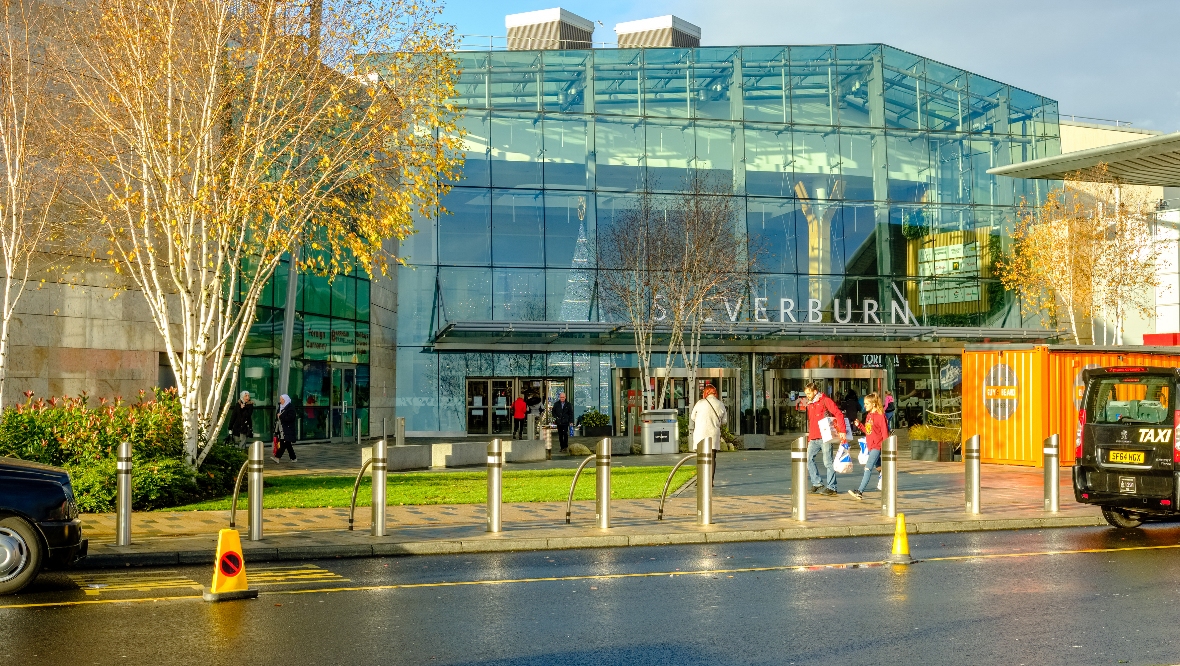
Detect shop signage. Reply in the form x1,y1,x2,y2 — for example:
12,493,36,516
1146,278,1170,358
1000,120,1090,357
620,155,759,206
718,283,920,328
983,363,1019,420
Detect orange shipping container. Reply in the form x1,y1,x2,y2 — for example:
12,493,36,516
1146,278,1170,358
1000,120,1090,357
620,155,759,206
963,345,1180,467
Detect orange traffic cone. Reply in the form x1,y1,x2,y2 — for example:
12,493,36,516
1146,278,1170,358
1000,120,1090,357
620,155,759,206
888,513,913,564
202,529,259,602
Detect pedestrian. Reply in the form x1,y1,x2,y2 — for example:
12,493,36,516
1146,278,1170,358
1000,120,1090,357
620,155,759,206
883,390,896,428
227,391,254,448
553,391,574,453
804,381,847,495
512,394,527,439
849,392,888,500
689,384,727,484
273,393,299,463
840,388,861,435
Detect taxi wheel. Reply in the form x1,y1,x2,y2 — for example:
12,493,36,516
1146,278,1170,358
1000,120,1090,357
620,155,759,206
1101,506,1143,529
0,516,43,595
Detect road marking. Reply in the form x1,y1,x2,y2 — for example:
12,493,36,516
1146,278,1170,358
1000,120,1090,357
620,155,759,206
249,565,349,586
7,541,1180,609
67,570,203,596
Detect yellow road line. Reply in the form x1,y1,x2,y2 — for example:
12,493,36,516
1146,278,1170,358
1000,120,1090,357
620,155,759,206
6,541,1180,609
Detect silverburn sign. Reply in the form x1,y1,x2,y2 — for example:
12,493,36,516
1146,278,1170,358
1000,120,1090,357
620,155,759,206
655,283,922,328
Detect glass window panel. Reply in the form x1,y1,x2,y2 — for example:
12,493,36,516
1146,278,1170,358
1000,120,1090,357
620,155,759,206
1039,99,1060,138
439,267,491,322
303,314,331,361
546,268,594,321
245,307,277,356
747,198,800,274
888,204,929,277
491,189,544,267
923,60,967,132
839,128,879,201
331,276,356,320
490,113,543,188
840,203,880,276
789,45,837,126
966,74,1007,135
397,347,439,432
741,47,788,123
643,48,692,119
451,52,488,110
1008,87,1040,139
542,115,590,189
595,118,645,191
692,48,736,120
488,51,541,111
973,138,1013,207
330,319,355,363
645,119,693,190
301,274,331,316
594,49,642,116
492,268,545,320
355,278,370,323
749,274,802,323
882,47,923,130
542,50,590,114
929,134,971,205
435,352,467,432
397,265,435,346
696,122,735,187
545,191,595,268
239,356,274,411
835,45,878,128
595,194,640,270
743,124,792,197
448,112,489,187
886,131,930,203
791,128,841,199
438,187,490,265
399,210,435,266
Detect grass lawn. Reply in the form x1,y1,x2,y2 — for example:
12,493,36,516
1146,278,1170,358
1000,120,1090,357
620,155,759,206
171,466,696,511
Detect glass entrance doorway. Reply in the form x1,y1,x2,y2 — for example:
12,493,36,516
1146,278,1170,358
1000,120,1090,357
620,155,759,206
330,365,356,442
466,377,570,435
765,369,886,436
611,368,742,436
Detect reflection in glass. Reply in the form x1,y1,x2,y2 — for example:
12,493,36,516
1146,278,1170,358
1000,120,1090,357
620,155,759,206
439,267,492,321
642,48,691,118
545,191,594,268
692,48,737,120
645,119,693,189
696,122,734,186
744,125,792,197
491,189,544,266
542,115,589,189
747,198,799,274
742,47,788,123
489,52,541,111
789,45,837,126
490,114,543,188
595,118,645,190
493,268,546,321
438,187,490,265
542,50,590,113
594,49,642,116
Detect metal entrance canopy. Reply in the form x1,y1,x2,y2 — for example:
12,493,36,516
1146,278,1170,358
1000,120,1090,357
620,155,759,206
988,131,1180,186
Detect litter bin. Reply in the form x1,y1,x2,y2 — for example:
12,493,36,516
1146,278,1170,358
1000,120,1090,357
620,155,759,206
641,409,679,454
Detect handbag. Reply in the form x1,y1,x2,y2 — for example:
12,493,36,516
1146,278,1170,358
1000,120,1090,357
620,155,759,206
272,436,280,457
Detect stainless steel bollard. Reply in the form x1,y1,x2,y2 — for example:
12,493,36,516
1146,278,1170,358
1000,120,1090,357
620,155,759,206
486,439,503,532
881,435,898,518
696,437,713,525
116,441,132,546
371,438,388,536
965,434,981,514
595,438,611,529
248,440,264,541
396,417,405,447
543,425,552,459
527,414,537,441
791,436,807,521
1044,433,1060,513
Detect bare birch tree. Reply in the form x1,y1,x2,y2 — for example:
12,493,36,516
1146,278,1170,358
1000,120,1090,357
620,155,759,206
0,0,67,410
61,0,461,466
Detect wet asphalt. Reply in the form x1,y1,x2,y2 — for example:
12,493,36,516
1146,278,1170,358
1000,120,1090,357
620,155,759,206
3,525,1180,665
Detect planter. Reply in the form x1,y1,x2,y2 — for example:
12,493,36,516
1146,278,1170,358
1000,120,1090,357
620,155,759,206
911,440,957,462
582,425,612,437
757,413,771,434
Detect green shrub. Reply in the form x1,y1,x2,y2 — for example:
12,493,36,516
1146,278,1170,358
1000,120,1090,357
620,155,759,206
579,408,610,428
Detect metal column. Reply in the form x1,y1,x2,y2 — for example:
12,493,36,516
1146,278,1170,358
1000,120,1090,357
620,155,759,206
881,435,898,518
486,439,503,532
696,438,713,525
371,438,388,536
248,440,264,541
964,434,981,514
527,414,536,441
395,417,405,447
791,436,807,521
116,441,132,546
1044,433,1060,513
595,438,611,529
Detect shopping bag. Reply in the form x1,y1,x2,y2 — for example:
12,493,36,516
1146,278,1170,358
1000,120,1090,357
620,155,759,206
833,442,853,474
857,439,869,466
272,436,280,457
818,416,836,444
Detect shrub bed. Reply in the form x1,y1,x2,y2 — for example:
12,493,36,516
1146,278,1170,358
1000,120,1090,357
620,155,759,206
0,389,245,512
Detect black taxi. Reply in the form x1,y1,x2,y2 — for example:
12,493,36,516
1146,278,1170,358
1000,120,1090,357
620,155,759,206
1073,366,1180,528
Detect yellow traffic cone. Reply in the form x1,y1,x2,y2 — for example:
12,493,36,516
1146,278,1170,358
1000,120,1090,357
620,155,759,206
888,513,913,564
202,529,259,602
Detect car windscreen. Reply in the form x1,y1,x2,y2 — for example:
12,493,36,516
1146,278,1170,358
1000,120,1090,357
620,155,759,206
1085,376,1173,425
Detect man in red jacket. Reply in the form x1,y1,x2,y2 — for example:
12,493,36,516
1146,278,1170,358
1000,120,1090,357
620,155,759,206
804,381,847,496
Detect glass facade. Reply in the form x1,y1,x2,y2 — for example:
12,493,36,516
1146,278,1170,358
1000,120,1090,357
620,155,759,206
398,44,1061,433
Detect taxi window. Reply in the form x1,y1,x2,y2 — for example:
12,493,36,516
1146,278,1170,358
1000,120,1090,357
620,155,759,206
1086,377,1173,425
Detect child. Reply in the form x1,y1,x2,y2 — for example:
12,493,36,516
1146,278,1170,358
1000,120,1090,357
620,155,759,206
848,392,888,500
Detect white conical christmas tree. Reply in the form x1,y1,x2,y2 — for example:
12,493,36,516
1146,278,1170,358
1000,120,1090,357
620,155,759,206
560,221,594,321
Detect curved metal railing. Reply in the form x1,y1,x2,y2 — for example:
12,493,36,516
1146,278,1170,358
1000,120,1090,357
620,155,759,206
228,459,249,528
347,459,374,531
657,454,696,520
564,453,596,524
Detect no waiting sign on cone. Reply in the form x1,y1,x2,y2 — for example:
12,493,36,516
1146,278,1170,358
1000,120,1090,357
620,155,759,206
203,529,259,602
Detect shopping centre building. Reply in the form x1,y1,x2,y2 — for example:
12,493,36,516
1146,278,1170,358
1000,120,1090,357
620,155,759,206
392,9,1064,438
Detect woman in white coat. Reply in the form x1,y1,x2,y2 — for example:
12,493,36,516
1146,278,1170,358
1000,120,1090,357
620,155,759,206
689,384,727,484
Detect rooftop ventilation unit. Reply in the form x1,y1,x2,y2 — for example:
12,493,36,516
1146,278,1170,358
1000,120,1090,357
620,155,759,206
505,8,594,50
614,15,700,48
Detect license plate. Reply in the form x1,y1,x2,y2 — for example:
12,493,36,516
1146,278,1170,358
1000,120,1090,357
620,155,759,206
1108,450,1145,464
1119,476,1137,494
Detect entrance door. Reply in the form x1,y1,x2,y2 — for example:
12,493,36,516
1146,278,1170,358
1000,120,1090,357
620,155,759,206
467,379,490,434
696,377,738,425
490,379,514,435
765,369,886,436
330,365,356,442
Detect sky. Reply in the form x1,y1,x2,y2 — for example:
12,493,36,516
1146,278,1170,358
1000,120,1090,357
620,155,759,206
440,0,1180,132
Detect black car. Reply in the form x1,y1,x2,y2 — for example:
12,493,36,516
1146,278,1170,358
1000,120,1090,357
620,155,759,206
1073,367,1180,528
1,457,87,594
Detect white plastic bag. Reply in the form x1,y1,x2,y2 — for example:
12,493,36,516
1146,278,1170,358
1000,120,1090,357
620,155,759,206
833,443,853,474
857,438,869,466
818,416,836,444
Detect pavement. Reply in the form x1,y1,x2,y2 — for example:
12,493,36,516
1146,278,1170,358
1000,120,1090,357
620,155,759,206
75,442,1104,569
